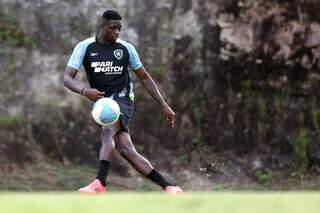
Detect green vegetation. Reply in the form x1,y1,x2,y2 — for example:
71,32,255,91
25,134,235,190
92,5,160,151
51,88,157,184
273,89,289,114
257,96,268,143
151,65,165,80
2,54,18,100
0,192,320,213
0,113,25,127
137,183,154,192
192,104,204,147
242,79,252,91
289,129,309,172
255,171,272,184
178,154,190,166
212,183,224,191
1,0,320,193
311,102,320,142
0,11,37,47
0,163,95,191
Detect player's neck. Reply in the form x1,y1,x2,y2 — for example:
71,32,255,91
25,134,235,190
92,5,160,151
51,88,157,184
97,33,113,45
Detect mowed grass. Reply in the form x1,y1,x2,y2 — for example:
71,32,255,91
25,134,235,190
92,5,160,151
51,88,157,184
0,192,320,213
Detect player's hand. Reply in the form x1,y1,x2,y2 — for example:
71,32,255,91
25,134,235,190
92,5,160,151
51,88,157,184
162,105,176,128
83,88,105,101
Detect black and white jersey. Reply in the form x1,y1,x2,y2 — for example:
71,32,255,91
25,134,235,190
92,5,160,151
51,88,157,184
67,37,142,100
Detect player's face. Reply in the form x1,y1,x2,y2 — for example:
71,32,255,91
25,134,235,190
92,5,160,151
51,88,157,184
101,20,122,43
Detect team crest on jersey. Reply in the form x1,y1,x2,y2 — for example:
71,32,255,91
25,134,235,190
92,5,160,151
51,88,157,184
113,49,123,60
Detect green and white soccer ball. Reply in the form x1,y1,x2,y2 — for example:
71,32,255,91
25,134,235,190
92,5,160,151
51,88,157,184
91,98,120,126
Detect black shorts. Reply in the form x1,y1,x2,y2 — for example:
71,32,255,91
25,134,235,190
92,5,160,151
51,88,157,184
97,97,134,133
114,97,134,133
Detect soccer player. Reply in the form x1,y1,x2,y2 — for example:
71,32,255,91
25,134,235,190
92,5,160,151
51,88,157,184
63,10,182,194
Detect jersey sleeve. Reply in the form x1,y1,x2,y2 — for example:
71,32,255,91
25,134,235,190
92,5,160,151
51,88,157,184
67,41,88,70
126,43,142,70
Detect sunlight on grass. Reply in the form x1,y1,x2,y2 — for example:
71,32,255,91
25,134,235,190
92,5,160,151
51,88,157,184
0,192,319,213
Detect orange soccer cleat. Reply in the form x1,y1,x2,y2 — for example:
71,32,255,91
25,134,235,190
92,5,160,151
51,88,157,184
78,179,106,195
165,186,183,194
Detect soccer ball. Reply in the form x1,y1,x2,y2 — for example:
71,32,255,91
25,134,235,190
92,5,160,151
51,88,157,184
91,98,120,126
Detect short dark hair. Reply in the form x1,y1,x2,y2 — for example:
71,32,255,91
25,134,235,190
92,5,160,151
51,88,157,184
102,10,122,21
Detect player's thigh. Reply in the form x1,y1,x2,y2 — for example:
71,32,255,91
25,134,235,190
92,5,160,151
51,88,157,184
101,120,122,140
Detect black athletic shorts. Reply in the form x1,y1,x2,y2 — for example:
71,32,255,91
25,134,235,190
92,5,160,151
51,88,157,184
96,96,134,133
113,96,134,133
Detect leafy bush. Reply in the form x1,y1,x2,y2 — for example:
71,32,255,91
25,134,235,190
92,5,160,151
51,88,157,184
255,171,272,184
0,11,37,47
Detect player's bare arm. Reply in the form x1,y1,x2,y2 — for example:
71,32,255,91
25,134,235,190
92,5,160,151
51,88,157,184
134,66,176,128
63,66,105,101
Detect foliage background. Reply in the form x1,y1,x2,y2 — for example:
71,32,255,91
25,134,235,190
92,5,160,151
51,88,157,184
1,0,320,190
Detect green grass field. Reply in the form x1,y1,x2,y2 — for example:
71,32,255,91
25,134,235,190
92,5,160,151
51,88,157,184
0,192,320,213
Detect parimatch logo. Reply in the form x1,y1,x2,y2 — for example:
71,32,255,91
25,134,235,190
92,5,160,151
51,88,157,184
91,61,123,74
